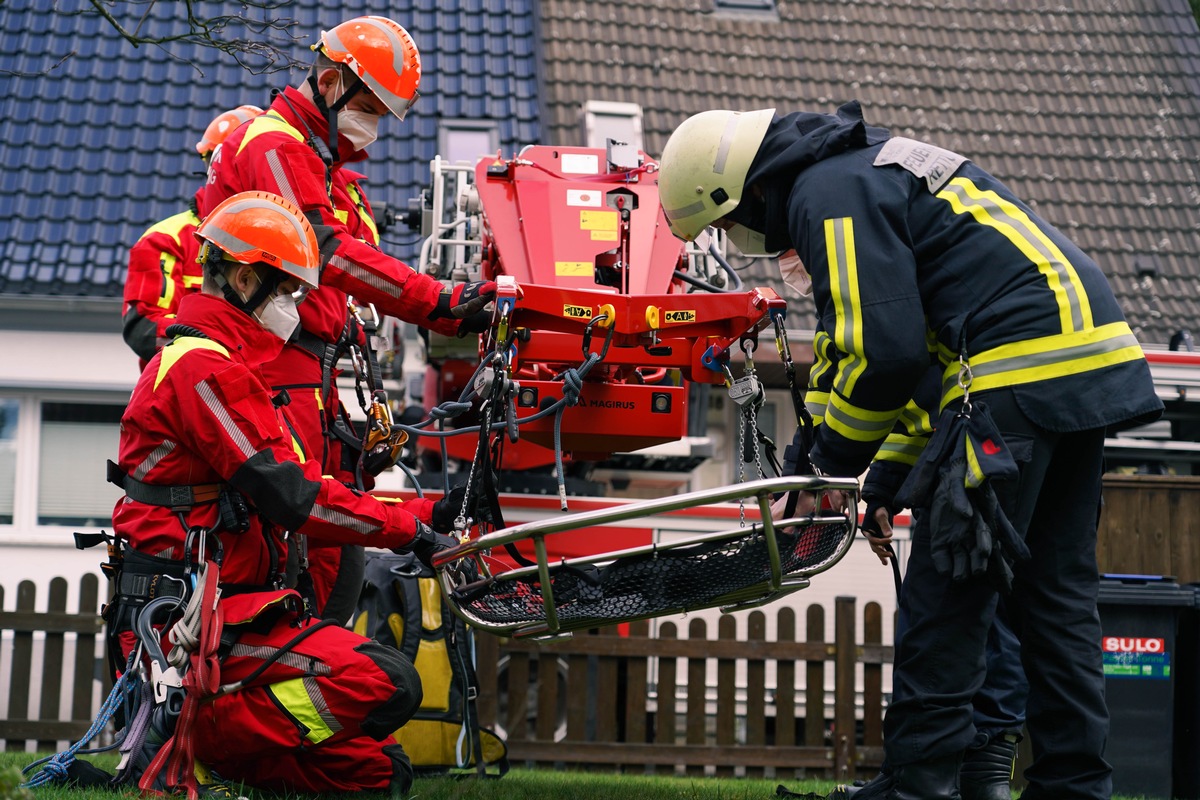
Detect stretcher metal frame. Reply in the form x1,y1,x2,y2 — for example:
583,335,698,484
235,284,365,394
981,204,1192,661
433,476,860,640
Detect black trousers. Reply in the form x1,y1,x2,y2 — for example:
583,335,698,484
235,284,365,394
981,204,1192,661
884,387,1111,800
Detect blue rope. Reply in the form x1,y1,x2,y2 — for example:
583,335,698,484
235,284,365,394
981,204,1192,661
21,672,133,788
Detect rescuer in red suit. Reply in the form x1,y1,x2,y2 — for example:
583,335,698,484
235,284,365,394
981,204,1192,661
202,16,495,623
108,191,459,794
122,105,265,370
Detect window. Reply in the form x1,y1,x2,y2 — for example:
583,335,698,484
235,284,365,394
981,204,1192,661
713,0,777,13
438,120,500,166
581,101,643,150
0,398,18,524
37,402,125,527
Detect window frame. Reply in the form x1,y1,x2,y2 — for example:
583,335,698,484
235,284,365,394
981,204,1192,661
0,389,129,544
437,119,501,166
581,100,644,150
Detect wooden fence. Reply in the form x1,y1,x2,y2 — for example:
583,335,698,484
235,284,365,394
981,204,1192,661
0,575,108,751
1098,474,1200,583
473,597,892,779
0,576,890,779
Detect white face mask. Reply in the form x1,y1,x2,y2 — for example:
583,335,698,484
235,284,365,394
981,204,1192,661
338,108,380,152
256,293,301,341
724,223,774,256
778,249,812,296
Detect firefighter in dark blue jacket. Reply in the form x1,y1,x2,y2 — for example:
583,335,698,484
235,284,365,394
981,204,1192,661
658,103,1163,800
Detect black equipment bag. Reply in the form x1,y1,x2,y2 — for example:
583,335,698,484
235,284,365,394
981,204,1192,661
353,550,508,776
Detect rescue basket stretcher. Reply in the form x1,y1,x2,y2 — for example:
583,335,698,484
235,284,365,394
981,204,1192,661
433,476,859,639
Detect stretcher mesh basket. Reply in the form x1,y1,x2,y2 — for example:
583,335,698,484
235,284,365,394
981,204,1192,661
449,518,853,628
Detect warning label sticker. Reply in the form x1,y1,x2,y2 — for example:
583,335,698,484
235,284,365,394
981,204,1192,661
567,189,602,207
555,262,592,277
580,210,617,231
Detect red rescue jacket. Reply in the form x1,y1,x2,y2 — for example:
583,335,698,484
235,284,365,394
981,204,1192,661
111,293,434,590
121,189,205,369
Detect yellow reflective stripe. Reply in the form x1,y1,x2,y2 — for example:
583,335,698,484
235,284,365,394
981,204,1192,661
154,337,229,390
238,111,304,155
937,177,1092,333
825,217,869,396
181,275,203,289
156,253,178,309
875,433,925,466
940,322,1145,406
313,388,324,412
808,329,836,390
290,433,305,462
333,208,350,224
346,182,379,242
142,209,197,243
825,392,904,443
964,436,987,489
267,677,338,744
805,390,830,427
897,401,933,437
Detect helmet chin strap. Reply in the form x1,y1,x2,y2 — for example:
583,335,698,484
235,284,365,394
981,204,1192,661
204,247,282,318
306,69,364,163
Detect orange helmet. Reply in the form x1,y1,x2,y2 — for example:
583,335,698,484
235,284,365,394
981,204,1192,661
195,191,320,288
195,104,264,158
317,16,421,120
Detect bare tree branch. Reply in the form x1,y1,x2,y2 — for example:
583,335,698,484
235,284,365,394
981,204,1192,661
78,0,308,75
0,50,75,78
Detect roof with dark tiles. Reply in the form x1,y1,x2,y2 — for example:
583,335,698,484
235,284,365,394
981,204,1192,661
0,0,540,302
537,0,1200,346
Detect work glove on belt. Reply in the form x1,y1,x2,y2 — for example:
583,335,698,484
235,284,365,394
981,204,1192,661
427,280,497,335
896,402,1030,592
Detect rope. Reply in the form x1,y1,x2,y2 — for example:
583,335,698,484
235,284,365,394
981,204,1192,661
21,672,133,788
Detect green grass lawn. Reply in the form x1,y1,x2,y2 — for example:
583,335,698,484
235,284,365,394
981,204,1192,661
0,752,1157,800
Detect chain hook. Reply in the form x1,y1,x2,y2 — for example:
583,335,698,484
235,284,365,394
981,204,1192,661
957,348,974,417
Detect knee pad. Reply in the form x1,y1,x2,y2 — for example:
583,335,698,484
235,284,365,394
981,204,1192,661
356,641,423,739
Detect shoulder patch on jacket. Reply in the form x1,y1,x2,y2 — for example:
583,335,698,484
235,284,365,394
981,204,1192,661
154,336,229,390
238,111,305,155
874,137,968,193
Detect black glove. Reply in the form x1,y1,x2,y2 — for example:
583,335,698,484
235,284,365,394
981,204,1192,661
403,521,457,571
927,456,978,582
859,495,895,541
431,485,467,533
427,280,497,335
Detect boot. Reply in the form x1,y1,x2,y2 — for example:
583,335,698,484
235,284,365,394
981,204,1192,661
959,732,1020,800
889,753,963,800
829,769,892,798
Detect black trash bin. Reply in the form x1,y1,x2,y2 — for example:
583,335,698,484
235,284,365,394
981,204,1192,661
1173,583,1200,800
1098,574,1195,800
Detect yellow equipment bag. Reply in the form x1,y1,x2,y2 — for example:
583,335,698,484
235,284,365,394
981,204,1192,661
354,550,508,777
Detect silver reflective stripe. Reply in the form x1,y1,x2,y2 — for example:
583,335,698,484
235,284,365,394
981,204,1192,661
310,504,380,535
228,643,333,675
133,440,176,480
303,676,342,736
666,198,707,222
939,180,1086,332
194,381,257,459
265,150,300,208
824,401,896,439
328,254,403,298
713,113,739,175
939,330,1143,398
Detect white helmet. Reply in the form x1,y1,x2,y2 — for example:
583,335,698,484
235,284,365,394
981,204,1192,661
657,108,775,254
